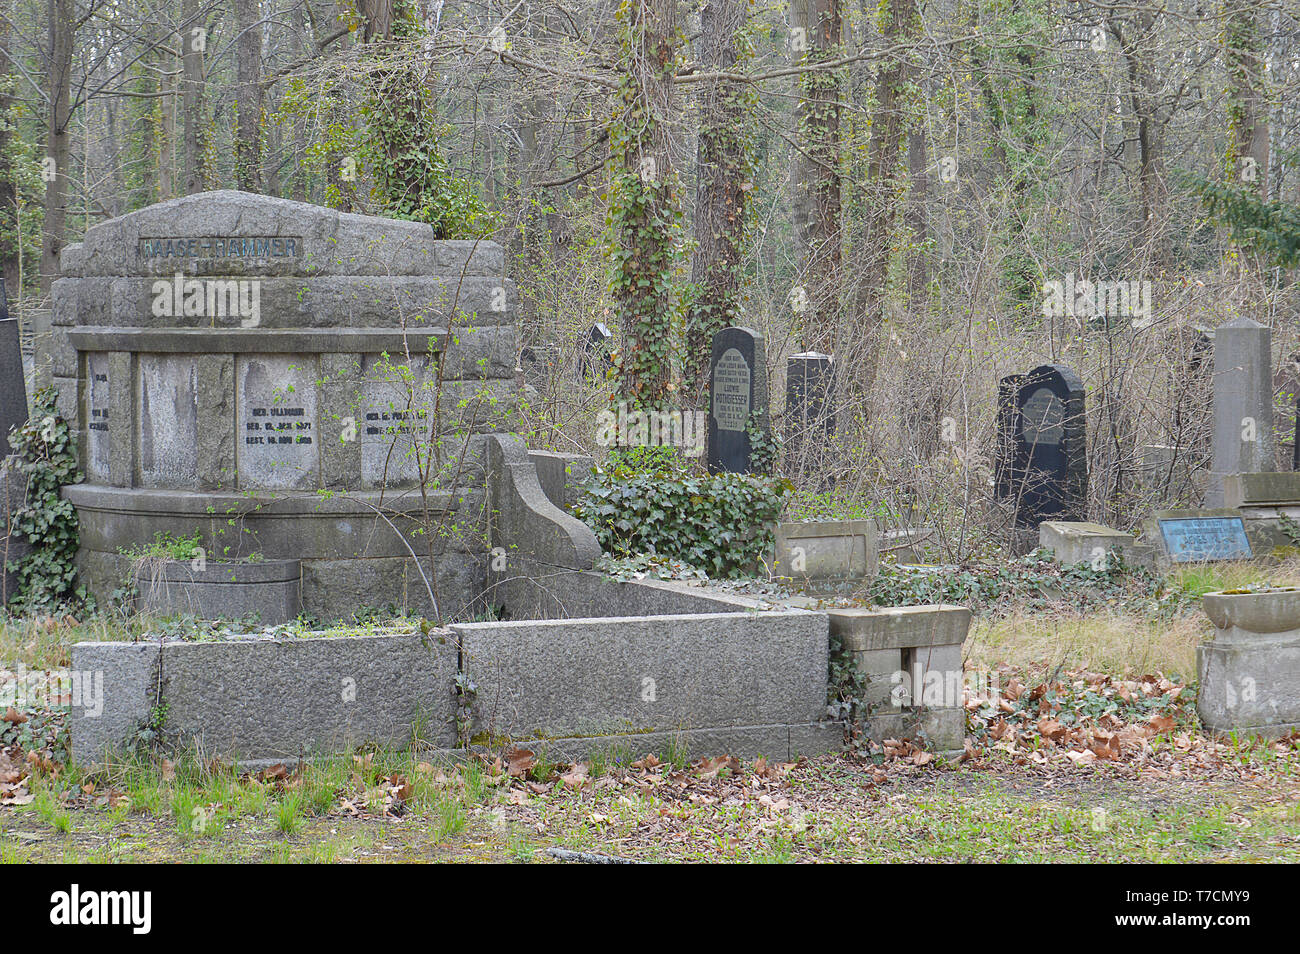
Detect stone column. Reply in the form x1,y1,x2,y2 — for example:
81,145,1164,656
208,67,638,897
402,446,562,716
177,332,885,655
1207,316,1274,507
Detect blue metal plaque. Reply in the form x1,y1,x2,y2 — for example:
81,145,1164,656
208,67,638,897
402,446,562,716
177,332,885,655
1158,516,1253,562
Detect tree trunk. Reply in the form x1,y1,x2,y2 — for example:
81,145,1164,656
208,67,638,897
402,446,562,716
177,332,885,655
684,0,749,405
235,0,264,192
181,0,207,194
791,0,841,354
0,9,20,293
612,0,678,412
39,0,74,293
847,0,918,402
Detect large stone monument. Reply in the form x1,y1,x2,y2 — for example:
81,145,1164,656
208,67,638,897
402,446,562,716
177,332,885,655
47,191,518,619
996,364,1088,528
707,326,768,474
1206,316,1273,507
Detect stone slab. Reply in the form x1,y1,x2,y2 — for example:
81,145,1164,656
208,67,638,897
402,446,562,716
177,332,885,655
455,610,829,740
1223,472,1300,508
70,632,460,764
772,519,879,583
829,604,971,652
1039,520,1138,565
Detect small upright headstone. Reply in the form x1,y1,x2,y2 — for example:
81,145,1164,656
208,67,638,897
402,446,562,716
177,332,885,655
997,364,1088,528
707,327,768,474
580,322,614,381
0,277,27,452
1207,316,1274,506
785,352,835,476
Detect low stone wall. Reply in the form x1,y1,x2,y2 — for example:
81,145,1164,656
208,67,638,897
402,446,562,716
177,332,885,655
71,604,838,766
72,632,460,764
456,610,828,743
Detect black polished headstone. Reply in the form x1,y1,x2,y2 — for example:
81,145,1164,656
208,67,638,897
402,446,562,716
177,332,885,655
785,352,835,477
707,327,768,474
580,322,614,381
0,277,27,453
996,364,1088,528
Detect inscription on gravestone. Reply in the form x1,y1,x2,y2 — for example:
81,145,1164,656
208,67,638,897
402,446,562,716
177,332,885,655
1158,516,1253,562
360,353,434,487
237,356,318,490
85,353,111,481
137,236,304,261
712,350,750,432
708,327,768,474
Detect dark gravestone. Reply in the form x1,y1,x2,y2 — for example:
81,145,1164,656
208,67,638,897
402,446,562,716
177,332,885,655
0,277,27,453
580,322,614,381
784,352,835,480
707,327,768,474
997,364,1088,528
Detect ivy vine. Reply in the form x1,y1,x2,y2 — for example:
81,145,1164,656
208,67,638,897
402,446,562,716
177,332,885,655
5,388,87,613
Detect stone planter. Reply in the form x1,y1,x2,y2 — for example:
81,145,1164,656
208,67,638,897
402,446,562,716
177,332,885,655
772,519,878,593
134,559,301,624
1197,588,1300,738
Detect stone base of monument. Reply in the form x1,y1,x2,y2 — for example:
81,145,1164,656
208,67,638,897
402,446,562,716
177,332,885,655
1039,521,1154,569
827,605,971,755
133,559,301,624
770,519,878,594
1197,588,1300,738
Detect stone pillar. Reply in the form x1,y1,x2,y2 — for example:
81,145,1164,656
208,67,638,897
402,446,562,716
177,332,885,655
1207,316,1274,507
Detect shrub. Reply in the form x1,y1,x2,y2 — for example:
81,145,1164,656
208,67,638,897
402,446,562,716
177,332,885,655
574,451,791,578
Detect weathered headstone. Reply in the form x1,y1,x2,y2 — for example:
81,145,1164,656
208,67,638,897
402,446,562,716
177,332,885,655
580,322,613,381
997,364,1088,528
708,327,768,474
0,277,27,451
1206,316,1273,506
785,352,834,477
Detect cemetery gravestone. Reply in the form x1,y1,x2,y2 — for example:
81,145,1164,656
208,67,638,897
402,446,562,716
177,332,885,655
580,322,613,381
998,364,1088,528
1207,316,1273,506
785,352,835,476
48,190,518,619
708,327,768,474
